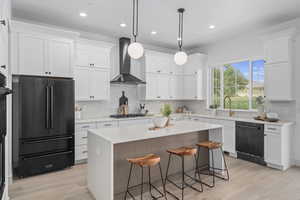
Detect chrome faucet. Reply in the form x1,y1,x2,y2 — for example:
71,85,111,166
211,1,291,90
224,96,235,117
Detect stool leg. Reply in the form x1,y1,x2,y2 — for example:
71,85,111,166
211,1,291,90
164,154,171,186
158,163,168,200
148,166,152,198
220,147,229,181
141,166,144,200
194,154,203,192
211,149,215,187
181,156,185,200
124,163,133,200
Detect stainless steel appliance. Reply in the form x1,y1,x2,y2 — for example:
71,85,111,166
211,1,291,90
12,75,75,178
0,72,12,198
236,121,266,165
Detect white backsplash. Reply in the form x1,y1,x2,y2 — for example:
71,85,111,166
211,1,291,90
76,84,183,119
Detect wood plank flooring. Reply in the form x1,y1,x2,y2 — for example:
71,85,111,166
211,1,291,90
9,157,300,200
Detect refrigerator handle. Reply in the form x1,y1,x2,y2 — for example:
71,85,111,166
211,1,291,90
50,85,54,129
46,86,50,129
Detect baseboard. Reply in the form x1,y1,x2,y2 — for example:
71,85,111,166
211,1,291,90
292,159,300,167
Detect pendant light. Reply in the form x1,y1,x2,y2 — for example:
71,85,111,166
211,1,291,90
128,0,144,59
174,8,188,66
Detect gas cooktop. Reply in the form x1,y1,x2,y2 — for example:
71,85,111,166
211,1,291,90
110,114,146,118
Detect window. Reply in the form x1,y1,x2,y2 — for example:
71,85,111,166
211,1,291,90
210,59,265,110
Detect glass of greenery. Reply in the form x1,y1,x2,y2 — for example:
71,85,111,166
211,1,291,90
161,104,172,127
209,104,219,116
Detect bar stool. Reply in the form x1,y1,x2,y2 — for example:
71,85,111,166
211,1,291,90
124,154,167,200
165,147,203,200
196,141,229,188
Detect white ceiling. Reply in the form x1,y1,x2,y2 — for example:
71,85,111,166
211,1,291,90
12,0,300,49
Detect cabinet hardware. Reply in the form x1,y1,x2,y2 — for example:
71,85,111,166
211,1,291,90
104,124,112,127
0,20,6,26
157,96,161,98
90,63,95,67
82,136,88,139
81,125,90,128
82,151,88,154
267,127,277,131
0,65,6,69
49,72,51,74
157,70,161,73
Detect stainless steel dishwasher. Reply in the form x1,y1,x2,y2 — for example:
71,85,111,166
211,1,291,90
236,121,266,165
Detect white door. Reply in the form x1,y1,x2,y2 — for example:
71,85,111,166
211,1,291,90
48,39,73,77
157,73,170,99
223,126,235,154
265,133,282,166
90,68,110,100
169,75,183,99
18,33,46,76
146,73,158,100
74,67,90,101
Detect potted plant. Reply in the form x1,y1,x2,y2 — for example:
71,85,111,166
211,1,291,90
209,104,219,116
153,104,172,128
256,96,266,117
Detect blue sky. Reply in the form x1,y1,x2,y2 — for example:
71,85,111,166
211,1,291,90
230,60,264,82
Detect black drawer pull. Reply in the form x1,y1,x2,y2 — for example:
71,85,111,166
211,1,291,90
82,136,88,139
0,65,6,69
22,151,73,161
22,136,73,144
0,20,6,26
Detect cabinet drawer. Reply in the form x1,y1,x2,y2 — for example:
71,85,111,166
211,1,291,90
96,121,118,128
75,123,97,132
75,145,88,161
265,125,281,134
75,131,87,146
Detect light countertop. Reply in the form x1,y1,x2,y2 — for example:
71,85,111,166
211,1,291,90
88,120,223,144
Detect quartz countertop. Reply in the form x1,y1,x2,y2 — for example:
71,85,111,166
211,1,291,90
88,120,223,144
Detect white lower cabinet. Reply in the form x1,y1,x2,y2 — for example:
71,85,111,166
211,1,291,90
265,132,281,166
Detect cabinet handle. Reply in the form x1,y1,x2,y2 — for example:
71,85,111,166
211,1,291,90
0,20,6,26
49,72,52,75
157,70,161,73
157,96,161,98
104,124,112,127
82,136,88,139
45,72,48,74
81,125,90,128
90,64,95,67
0,65,6,69
82,151,88,154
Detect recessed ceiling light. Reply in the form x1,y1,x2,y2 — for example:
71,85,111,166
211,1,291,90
209,25,215,29
151,31,157,35
79,12,87,17
120,23,127,28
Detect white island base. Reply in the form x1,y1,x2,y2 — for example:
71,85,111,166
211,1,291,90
87,121,224,200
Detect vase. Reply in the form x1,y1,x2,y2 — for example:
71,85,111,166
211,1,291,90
165,117,170,127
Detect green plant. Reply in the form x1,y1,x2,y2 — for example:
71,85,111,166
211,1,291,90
161,104,172,117
209,104,219,109
255,96,265,106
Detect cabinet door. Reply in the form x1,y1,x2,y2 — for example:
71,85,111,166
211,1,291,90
89,47,110,68
74,67,90,101
169,75,183,99
90,68,110,100
18,33,46,76
145,51,170,73
145,73,158,100
48,39,73,77
183,74,197,99
265,63,293,101
223,126,236,154
184,53,206,75
0,16,8,75
265,133,282,166
76,48,89,67
157,73,170,99
264,37,290,64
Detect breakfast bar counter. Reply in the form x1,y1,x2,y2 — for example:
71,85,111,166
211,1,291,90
87,120,224,200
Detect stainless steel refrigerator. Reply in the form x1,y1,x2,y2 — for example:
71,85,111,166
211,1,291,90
12,75,75,178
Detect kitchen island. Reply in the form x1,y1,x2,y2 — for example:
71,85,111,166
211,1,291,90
87,120,223,200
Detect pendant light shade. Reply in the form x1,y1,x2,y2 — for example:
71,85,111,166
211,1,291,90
174,8,188,66
128,0,144,59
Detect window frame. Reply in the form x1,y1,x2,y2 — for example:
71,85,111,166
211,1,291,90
207,57,265,112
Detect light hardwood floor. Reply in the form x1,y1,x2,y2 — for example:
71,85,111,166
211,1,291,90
9,157,300,200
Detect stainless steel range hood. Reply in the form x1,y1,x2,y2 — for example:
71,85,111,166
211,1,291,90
110,37,146,85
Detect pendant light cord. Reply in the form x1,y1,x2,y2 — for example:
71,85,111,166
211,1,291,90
132,0,139,42
177,9,185,51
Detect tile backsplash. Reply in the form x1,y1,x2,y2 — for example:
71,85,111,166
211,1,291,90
76,84,182,119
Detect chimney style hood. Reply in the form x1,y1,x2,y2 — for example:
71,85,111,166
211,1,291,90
110,37,146,85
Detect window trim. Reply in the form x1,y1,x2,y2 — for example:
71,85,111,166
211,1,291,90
207,57,265,111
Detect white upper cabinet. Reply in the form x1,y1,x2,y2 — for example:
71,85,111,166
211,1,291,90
10,21,78,78
16,33,46,76
264,37,291,64
145,50,171,73
183,53,207,75
76,43,110,68
263,31,295,101
0,1,9,76
74,39,112,101
48,39,73,77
